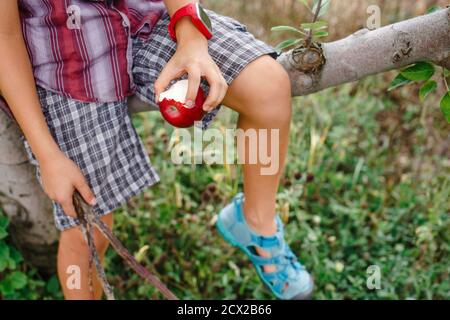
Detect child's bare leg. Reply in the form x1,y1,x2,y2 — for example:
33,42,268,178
222,55,292,270
57,213,113,300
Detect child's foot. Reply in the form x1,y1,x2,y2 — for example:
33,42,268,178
216,193,314,300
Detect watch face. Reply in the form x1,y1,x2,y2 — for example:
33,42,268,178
196,3,212,33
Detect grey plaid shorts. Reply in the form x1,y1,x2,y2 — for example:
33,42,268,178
23,10,276,231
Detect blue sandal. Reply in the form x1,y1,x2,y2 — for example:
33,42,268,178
216,193,314,300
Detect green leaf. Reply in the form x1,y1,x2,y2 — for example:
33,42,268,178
401,62,435,81
440,92,450,123
0,279,14,296
427,5,442,14
271,25,305,35
9,247,23,264
46,275,61,294
301,21,328,30
275,38,301,51
7,257,17,270
419,80,437,101
0,259,6,272
8,271,28,290
314,31,329,38
312,0,331,18
0,242,11,271
0,228,7,240
0,215,8,229
388,74,412,91
0,241,10,261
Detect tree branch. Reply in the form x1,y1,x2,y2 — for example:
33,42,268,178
278,8,450,96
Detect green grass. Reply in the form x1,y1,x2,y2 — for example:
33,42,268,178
1,75,449,300
109,75,450,300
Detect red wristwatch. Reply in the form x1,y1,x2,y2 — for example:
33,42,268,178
168,3,213,42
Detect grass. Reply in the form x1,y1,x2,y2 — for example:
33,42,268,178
104,74,448,300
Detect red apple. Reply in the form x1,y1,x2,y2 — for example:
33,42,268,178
158,80,206,128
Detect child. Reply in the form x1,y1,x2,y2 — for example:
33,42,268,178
0,0,313,300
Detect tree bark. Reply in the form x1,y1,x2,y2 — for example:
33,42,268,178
0,112,58,272
0,8,449,272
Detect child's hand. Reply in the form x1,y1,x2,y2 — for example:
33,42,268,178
154,18,228,112
39,151,96,218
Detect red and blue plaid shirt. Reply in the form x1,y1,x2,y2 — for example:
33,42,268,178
17,0,166,104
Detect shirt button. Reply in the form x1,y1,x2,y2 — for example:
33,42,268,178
122,20,129,28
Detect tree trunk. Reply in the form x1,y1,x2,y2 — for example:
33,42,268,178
0,8,449,273
0,112,58,272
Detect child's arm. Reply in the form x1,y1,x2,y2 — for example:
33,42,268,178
155,0,228,112
0,0,96,217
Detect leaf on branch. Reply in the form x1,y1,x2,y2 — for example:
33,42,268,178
312,0,331,18
301,21,328,30
419,80,437,101
440,92,450,123
388,74,412,91
314,31,329,38
401,62,435,81
271,25,304,35
426,5,442,14
275,38,301,51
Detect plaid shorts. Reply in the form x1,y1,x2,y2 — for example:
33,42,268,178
23,10,276,231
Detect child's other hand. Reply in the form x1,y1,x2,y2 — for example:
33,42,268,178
154,18,228,112
39,151,97,218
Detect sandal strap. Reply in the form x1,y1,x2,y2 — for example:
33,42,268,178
250,233,281,249
221,193,312,298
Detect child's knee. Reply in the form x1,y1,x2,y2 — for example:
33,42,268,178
59,213,112,256
255,64,292,127
231,56,292,125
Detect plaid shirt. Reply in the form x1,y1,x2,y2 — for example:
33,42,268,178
15,0,166,105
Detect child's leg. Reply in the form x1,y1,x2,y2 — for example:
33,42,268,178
223,55,292,236
131,10,308,297
57,213,113,300
222,55,292,273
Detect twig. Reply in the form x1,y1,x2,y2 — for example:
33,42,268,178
77,206,94,298
87,226,95,300
75,197,97,299
74,194,115,300
305,0,323,47
89,214,178,300
73,192,178,300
